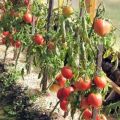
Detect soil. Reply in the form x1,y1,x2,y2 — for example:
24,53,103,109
0,45,68,120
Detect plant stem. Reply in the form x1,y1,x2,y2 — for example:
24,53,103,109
92,108,98,120
92,44,103,120
63,111,69,118
41,66,48,92
26,56,33,74
3,46,9,63
45,80,55,91
15,47,22,69
13,47,18,60
49,101,60,117
26,43,34,74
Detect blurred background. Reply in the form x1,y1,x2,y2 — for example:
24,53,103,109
104,0,120,50
53,0,120,33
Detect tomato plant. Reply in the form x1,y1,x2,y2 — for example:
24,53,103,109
0,0,119,119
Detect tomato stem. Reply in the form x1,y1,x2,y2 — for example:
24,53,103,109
13,47,18,60
15,46,22,69
49,101,60,117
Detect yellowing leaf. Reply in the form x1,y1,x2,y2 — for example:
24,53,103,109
103,49,112,58
111,54,117,63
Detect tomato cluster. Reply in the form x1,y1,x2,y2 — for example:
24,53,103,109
50,66,73,92
50,65,108,119
1,31,22,48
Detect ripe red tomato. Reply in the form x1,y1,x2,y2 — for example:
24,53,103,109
14,41,22,48
94,76,107,89
1,39,6,45
94,19,111,37
63,6,74,17
57,87,74,100
62,87,74,99
33,34,44,45
24,0,29,6
56,74,66,87
82,108,92,120
87,93,102,108
60,100,68,112
57,88,63,100
80,97,89,109
23,12,32,24
3,31,10,37
61,66,73,79
74,77,91,91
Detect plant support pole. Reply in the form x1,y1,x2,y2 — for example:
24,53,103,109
42,0,54,92
47,0,54,32
92,44,103,120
